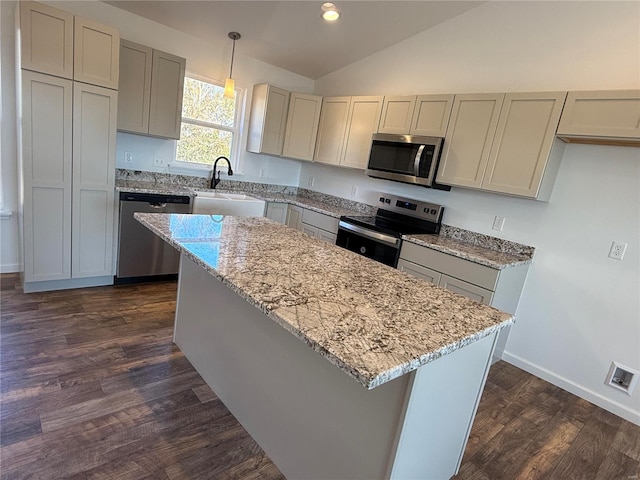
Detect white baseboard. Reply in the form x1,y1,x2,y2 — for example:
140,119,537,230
0,263,20,273
502,351,640,426
23,275,114,293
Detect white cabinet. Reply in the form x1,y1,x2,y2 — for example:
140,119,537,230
148,50,186,139
19,1,74,79
315,96,383,169
301,209,339,244
378,96,415,134
437,92,567,201
398,241,530,360
117,41,186,139
557,90,640,145
436,93,504,189
378,94,454,137
117,40,152,134
21,71,73,282
247,84,291,155
72,83,118,278
73,17,120,89
266,203,288,224
282,92,322,161
411,95,455,137
20,2,119,89
482,92,567,199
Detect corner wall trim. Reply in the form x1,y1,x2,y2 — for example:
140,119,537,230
502,351,640,426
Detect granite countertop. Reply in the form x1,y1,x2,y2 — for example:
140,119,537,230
115,180,196,197
403,233,534,269
135,212,514,390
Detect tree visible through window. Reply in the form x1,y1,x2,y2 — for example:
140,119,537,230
176,76,237,166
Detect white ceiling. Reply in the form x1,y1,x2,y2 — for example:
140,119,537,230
103,1,483,79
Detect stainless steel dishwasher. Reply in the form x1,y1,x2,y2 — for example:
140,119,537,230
116,192,191,283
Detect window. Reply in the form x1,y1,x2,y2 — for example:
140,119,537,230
176,76,239,167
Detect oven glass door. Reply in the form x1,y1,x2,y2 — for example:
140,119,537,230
368,140,435,177
335,227,400,267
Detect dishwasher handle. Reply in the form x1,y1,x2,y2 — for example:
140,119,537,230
149,202,168,208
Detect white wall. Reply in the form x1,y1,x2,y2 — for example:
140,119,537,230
42,0,312,186
0,1,20,273
309,1,640,424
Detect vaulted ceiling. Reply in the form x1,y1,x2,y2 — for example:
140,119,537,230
104,1,483,79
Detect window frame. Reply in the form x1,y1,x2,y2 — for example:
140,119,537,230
171,73,243,175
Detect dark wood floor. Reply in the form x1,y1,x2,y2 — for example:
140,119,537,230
1,273,638,479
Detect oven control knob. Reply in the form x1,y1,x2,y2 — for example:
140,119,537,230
359,246,367,254
379,197,385,203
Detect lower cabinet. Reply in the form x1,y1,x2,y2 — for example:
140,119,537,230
265,202,338,244
398,241,530,360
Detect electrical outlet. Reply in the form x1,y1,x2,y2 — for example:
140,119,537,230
492,216,505,232
308,176,315,187
606,361,639,395
608,241,627,260
153,155,165,167
124,151,133,164
351,185,358,197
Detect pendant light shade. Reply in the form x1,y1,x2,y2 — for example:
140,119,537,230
224,32,241,98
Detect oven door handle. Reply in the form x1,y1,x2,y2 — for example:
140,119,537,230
338,222,400,248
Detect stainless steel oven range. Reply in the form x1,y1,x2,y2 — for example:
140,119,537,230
336,194,444,268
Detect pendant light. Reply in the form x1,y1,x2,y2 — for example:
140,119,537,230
223,31,241,98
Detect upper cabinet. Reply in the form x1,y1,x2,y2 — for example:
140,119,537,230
20,1,119,89
247,84,291,156
378,94,454,137
378,96,415,134
20,1,74,79
556,90,640,146
117,40,186,139
73,17,119,89
437,92,567,201
282,92,322,161
315,95,383,169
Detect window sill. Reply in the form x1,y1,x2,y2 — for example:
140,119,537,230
169,161,242,177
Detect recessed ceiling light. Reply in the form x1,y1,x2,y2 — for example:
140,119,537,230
321,2,341,21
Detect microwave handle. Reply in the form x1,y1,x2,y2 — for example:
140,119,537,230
414,145,425,177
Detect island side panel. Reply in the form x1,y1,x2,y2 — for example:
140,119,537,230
174,254,411,479
389,331,497,479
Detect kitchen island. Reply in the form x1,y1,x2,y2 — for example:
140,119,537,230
135,213,513,479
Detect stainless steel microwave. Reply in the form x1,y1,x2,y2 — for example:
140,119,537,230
365,133,450,190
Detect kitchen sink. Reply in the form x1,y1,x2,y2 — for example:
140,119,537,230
192,191,266,216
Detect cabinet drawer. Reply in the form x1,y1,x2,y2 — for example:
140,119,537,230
399,242,499,291
301,209,339,234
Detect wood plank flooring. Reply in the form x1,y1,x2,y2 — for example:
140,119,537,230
2,272,639,479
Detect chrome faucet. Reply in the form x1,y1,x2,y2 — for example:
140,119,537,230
210,156,234,189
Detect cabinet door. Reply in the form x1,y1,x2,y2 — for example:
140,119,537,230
286,205,303,230
266,203,288,224
397,259,441,285
410,94,454,137
341,96,384,170
314,96,351,165
20,2,73,79
117,40,152,134
318,230,337,244
482,92,566,198
148,50,186,139
74,17,120,89
557,90,640,140
378,96,415,134
436,93,504,188
247,84,290,155
72,83,118,278
301,224,319,238
439,275,493,305
282,93,322,161
21,71,73,282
